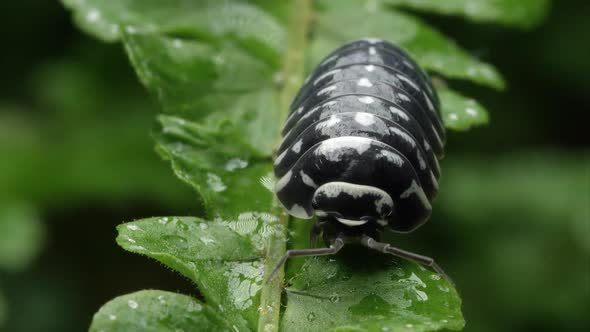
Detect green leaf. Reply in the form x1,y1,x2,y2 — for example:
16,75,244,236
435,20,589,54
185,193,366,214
60,0,287,54
439,88,489,130
282,256,463,332
116,216,283,331
0,203,44,272
310,0,505,89
384,0,550,29
89,290,233,332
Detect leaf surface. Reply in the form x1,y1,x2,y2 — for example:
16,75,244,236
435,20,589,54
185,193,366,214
89,290,234,332
439,88,489,130
282,255,463,332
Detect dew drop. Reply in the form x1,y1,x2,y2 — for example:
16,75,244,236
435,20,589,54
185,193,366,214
128,300,138,309
206,172,227,192
187,301,203,312
108,314,117,321
405,323,413,328
200,236,216,245
162,235,188,249
307,312,317,322
224,158,248,171
329,295,341,303
174,218,189,231
158,217,169,225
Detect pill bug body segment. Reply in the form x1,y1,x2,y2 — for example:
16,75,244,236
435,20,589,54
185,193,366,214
275,39,445,236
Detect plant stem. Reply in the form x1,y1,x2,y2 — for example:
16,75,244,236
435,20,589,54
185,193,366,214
258,1,312,332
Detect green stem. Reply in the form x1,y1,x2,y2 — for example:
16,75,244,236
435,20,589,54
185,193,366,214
258,1,312,332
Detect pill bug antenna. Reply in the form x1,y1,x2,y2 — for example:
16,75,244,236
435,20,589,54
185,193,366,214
265,237,345,284
360,235,454,286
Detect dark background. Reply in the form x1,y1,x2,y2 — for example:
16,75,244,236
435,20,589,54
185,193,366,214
0,0,588,331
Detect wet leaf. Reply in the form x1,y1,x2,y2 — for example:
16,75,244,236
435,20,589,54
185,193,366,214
89,290,233,332
384,0,550,29
439,88,489,130
283,255,463,332
116,215,284,331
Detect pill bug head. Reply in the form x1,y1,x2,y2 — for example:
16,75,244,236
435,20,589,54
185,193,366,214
311,182,394,227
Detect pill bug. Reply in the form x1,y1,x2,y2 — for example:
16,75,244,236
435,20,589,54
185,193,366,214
269,39,449,281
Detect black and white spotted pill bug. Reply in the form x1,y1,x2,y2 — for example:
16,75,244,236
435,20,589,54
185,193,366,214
268,39,450,282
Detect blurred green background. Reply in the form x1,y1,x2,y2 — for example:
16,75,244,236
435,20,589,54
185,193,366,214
0,1,588,331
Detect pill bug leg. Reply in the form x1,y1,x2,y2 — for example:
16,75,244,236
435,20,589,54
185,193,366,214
265,237,345,283
309,219,327,248
360,235,453,285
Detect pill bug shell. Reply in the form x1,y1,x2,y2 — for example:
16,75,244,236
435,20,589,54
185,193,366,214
274,39,445,233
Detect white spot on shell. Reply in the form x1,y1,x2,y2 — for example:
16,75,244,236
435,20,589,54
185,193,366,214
365,65,376,72
316,137,372,161
321,54,338,66
402,60,415,69
354,112,376,126
288,204,309,218
378,149,404,167
300,171,318,189
398,93,411,102
397,74,420,91
317,85,336,96
274,149,288,165
317,115,342,130
337,218,368,226
358,96,375,104
313,69,341,86
390,127,416,147
390,106,410,121
423,91,436,112
417,151,427,170
431,125,443,147
430,171,439,190
357,77,373,87
369,46,377,55
275,170,292,192
400,180,431,209
291,140,303,153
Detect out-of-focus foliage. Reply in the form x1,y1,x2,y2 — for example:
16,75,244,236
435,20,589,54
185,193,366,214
0,203,43,272
0,287,5,327
383,0,550,28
